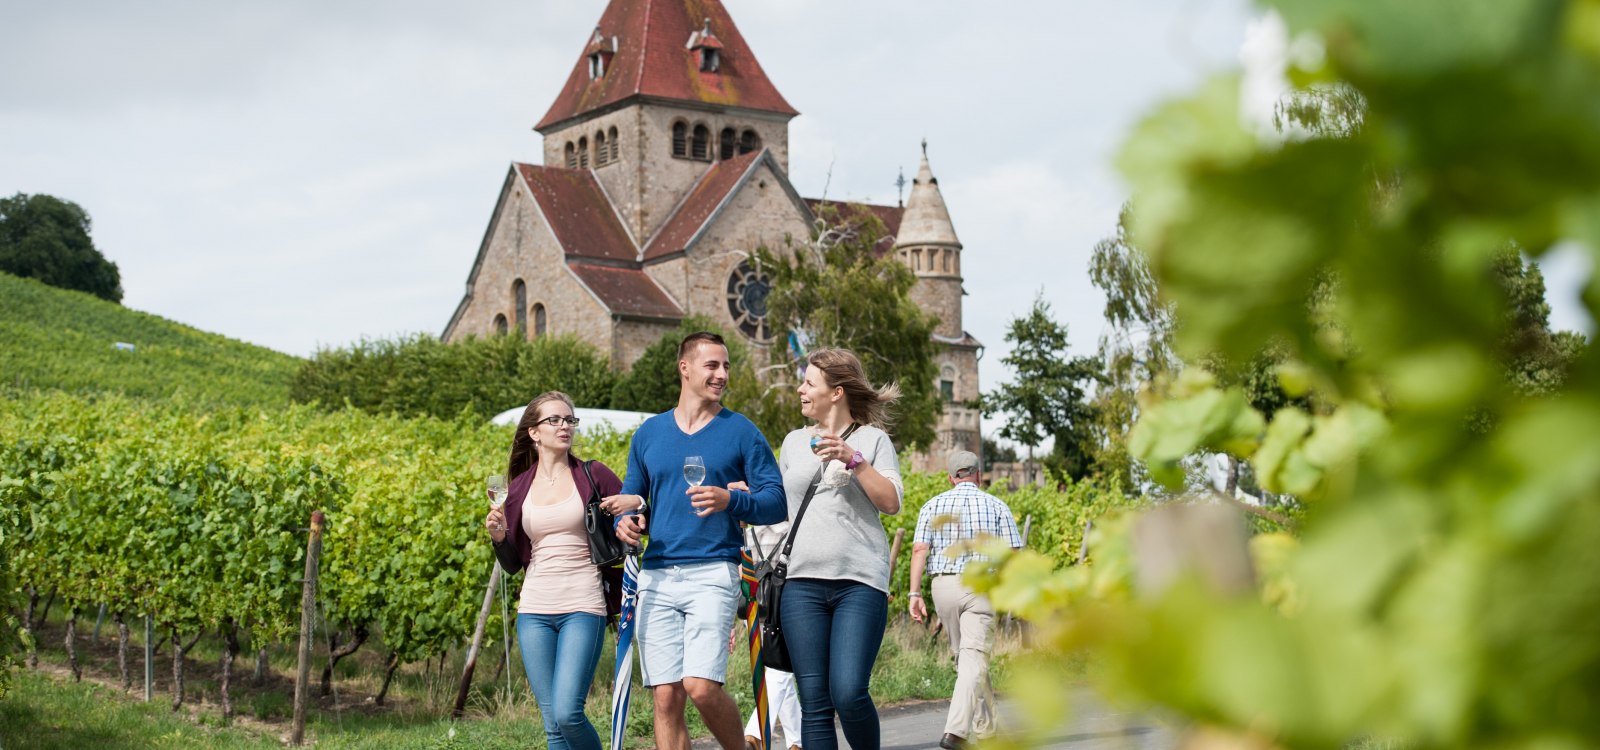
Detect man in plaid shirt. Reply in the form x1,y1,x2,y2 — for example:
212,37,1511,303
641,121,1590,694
907,450,1022,750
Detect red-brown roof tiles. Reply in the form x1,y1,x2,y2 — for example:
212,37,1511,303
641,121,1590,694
536,0,798,132
644,149,763,260
516,163,637,263
567,262,684,320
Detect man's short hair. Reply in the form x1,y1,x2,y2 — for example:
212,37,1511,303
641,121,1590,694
947,449,979,478
677,331,727,362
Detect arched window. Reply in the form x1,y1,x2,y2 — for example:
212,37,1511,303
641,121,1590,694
671,122,688,158
595,130,608,166
719,127,736,160
691,124,710,161
564,142,577,169
493,314,508,335
533,303,547,337
577,136,590,168
608,126,619,162
513,279,527,330
739,129,760,154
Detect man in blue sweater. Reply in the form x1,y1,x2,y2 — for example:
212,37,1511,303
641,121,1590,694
611,331,786,750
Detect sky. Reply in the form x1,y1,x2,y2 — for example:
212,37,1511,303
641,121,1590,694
3,0,1592,413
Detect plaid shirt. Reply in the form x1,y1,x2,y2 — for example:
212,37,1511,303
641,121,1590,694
912,481,1022,575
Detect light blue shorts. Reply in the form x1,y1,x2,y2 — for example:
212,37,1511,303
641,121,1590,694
636,560,741,687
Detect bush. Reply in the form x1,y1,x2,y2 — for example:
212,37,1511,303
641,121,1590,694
290,333,617,421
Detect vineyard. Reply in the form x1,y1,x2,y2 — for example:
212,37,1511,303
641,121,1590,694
0,272,302,409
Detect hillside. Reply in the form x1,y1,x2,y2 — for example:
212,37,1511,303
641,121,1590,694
0,272,301,408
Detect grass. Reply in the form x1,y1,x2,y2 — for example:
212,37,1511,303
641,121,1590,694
0,270,301,408
3,601,1001,748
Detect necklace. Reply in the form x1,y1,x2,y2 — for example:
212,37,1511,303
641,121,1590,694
543,464,564,484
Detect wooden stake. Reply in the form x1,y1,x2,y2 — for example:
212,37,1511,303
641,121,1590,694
291,510,325,746
453,560,503,718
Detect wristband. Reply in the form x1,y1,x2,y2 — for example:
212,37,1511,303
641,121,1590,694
907,592,922,598
845,450,865,471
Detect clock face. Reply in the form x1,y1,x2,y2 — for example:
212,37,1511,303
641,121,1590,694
726,259,773,341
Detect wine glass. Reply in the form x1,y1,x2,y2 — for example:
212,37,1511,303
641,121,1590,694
683,456,706,488
486,474,508,532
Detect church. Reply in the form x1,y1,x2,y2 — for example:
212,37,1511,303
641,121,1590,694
441,0,981,472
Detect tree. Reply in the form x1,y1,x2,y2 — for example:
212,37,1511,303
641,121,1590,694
980,292,1103,485
0,193,122,302
1087,204,1175,492
758,204,942,450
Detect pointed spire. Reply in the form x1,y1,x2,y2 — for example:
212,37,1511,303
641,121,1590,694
898,142,961,249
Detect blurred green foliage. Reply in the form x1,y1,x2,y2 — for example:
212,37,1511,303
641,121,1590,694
0,272,300,408
979,2,1600,748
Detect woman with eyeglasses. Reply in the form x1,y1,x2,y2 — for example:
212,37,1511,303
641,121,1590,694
486,391,643,750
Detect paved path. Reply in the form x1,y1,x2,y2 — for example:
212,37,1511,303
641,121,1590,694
695,687,1173,750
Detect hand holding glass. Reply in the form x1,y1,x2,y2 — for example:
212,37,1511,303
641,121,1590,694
486,474,509,532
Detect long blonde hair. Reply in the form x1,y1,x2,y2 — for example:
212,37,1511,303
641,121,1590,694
807,348,900,428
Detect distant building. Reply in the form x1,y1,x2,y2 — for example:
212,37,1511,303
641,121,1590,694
442,0,980,472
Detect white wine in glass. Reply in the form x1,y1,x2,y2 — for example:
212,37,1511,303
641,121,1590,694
683,456,706,488
487,474,509,531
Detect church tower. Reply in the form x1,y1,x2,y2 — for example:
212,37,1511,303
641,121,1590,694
897,143,982,471
533,0,798,245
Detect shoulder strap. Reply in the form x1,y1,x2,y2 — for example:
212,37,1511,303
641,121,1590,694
777,422,860,560
579,460,602,505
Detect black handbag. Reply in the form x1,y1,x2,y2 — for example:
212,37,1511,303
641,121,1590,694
753,423,858,672
580,460,627,567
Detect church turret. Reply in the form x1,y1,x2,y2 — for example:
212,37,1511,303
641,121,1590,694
898,142,964,339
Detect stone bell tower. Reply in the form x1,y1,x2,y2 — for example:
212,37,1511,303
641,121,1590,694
897,142,982,471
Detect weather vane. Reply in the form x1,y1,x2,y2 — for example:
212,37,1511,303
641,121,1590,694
896,167,907,207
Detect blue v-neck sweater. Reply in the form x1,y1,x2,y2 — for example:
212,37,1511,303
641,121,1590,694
620,408,785,569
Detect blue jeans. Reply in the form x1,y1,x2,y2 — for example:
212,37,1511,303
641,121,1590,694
780,577,887,750
516,612,606,750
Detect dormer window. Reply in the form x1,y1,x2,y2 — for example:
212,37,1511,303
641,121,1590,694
687,17,722,74
584,28,616,81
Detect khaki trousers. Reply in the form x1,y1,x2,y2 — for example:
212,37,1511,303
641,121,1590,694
931,575,997,739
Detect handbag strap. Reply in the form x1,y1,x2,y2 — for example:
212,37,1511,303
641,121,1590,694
578,459,600,505
776,422,860,561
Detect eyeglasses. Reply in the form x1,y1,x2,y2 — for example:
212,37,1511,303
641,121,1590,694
537,415,581,427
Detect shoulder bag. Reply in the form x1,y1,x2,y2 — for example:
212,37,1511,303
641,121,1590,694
580,460,627,567
752,423,858,672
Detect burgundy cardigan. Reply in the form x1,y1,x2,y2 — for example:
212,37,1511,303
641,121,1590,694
491,453,625,616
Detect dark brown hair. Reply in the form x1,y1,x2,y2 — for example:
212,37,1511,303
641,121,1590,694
506,391,577,479
807,348,900,428
677,331,727,362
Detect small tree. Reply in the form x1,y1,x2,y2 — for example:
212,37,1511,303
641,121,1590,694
0,193,122,302
981,292,1103,486
759,204,942,450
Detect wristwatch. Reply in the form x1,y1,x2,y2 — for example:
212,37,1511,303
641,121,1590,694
845,450,865,471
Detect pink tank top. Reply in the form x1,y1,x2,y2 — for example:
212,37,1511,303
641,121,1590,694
517,489,605,616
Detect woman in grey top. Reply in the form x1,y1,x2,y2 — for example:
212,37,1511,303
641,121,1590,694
778,347,903,750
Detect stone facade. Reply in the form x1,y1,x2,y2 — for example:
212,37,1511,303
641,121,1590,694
442,0,983,472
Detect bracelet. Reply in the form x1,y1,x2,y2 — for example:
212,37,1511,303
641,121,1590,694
845,450,865,471
907,592,922,598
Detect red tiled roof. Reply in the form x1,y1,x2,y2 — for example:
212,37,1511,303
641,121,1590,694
804,199,904,254
536,0,798,132
567,262,684,320
644,149,763,260
516,163,637,263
